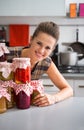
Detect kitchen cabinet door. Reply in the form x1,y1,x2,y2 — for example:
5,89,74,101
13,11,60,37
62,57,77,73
66,79,74,88
0,0,66,16
74,79,84,97
65,78,75,96
42,78,59,93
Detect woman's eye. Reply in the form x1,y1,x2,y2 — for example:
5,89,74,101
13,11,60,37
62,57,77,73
37,42,42,46
45,46,51,50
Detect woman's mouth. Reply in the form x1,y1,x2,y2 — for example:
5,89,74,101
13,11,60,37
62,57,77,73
35,51,44,59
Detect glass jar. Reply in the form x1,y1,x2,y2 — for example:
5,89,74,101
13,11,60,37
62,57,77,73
30,80,44,105
12,58,31,109
0,87,10,113
13,58,31,83
0,54,7,62
0,43,9,62
0,62,15,109
16,91,30,109
0,97,7,113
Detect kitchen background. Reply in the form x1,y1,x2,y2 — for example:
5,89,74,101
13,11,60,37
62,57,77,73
0,0,84,65
0,0,84,96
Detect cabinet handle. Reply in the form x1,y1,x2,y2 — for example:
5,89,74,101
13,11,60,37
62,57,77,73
43,84,54,87
79,86,84,88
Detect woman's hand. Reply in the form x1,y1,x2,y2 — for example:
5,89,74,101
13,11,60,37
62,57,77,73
33,93,56,107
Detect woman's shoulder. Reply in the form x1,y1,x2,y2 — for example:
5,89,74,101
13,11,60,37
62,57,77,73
40,57,52,67
21,46,29,57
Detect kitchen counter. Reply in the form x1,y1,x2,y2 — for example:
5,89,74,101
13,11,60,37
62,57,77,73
0,97,84,130
62,73,84,79
42,73,84,79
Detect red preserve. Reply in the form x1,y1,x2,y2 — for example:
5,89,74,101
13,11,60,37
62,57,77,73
12,58,31,109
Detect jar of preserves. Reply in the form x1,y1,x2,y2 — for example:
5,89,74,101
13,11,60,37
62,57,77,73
14,83,33,109
0,97,7,113
12,58,32,109
0,62,15,109
30,80,44,105
13,58,31,83
0,88,10,113
0,43,9,62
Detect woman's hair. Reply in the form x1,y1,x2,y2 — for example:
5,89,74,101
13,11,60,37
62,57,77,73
32,21,59,42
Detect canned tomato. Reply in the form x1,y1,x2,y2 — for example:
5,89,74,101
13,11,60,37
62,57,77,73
13,58,31,83
12,58,31,109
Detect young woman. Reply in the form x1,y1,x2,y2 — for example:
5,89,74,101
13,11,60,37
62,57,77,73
21,21,73,107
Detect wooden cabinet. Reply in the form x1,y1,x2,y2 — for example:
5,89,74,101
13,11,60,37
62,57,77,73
0,0,65,16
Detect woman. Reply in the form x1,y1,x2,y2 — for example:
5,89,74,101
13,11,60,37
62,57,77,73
21,21,73,107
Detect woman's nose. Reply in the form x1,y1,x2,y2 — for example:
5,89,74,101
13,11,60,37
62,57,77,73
39,47,45,54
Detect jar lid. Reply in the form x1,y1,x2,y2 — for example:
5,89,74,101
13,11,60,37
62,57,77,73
12,57,31,71
0,62,13,78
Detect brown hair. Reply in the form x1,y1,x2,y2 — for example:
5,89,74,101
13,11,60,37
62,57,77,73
32,21,59,42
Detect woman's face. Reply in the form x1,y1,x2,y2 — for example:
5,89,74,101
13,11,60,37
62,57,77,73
30,32,57,62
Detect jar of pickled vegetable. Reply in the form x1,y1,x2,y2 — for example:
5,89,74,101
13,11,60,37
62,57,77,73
12,58,31,109
0,88,10,113
30,80,44,105
0,62,15,109
13,58,31,83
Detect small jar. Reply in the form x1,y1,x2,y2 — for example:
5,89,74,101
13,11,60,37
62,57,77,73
14,83,33,109
30,80,44,105
0,87,10,113
0,97,7,113
12,58,31,109
16,91,30,109
0,43,9,62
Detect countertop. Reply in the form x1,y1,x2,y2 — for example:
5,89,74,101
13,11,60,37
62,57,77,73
62,73,84,79
0,97,84,130
42,73,84,79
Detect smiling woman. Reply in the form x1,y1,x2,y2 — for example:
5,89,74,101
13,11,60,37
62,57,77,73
21,21,73,107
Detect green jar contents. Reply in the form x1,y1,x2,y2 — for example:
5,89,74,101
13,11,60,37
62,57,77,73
0,88,10,114
0,97,7,113
0,62,15,109
30,80,44,105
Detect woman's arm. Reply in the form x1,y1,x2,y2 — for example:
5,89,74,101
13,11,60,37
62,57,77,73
33,61,73,107
46,61,73,102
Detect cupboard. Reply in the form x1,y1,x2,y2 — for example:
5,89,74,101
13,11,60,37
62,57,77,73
42,74,84,97
0,0,65,16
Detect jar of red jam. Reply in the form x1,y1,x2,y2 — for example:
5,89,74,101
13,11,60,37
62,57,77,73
14,83,33,109
12,58,31,109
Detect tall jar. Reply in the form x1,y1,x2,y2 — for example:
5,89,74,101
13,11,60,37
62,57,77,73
12,58,31,109
0,43,9,62
0,62,15,109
